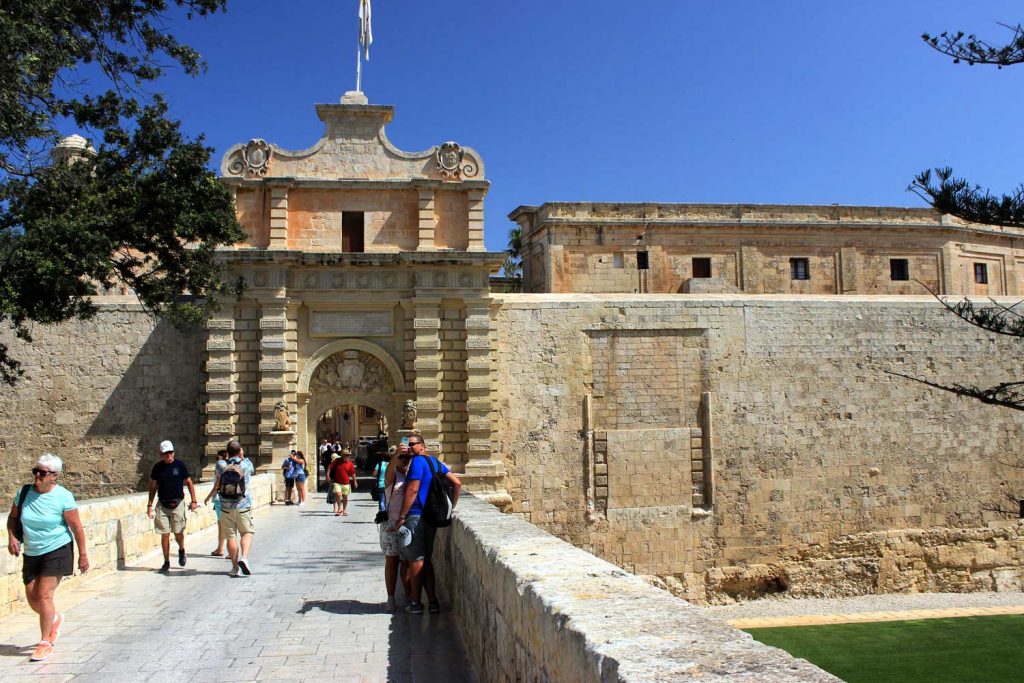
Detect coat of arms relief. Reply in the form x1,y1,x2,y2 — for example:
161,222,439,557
311,350,392,393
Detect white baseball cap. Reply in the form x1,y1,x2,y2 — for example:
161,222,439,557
159,440,175,453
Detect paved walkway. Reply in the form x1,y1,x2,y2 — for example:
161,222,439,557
0,492,474,682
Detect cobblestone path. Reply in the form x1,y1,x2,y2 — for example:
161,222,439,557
0,492,474,682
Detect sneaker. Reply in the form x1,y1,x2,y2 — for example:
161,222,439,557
428,601,441,614
238,557,251,576
48,613,64,645
159,560,170,573
178,548,186,567
385,597,397,613
297,501,305,506
228,566,239,577
405,602,424,615
29,641,53,662
285,500,294,505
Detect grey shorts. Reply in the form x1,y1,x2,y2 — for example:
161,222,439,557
399,515,436,563
155,502,187,534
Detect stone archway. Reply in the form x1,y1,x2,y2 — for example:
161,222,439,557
297,341,407,457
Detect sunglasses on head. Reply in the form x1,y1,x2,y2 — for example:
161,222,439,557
32,468,57,477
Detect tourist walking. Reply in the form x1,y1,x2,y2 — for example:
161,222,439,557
372,446,393,512
6,454,89,662
379,447,412,612
203,449,229,556
396,436,462,614
328,448,357,516
212,440,256,576
147,440,198,572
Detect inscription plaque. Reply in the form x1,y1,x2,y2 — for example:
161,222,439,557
312,310,393,337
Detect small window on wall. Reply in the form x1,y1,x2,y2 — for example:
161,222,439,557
974,262,989,284
790,258,810,281
613,253,624,268
692,257,712,278
342,211,364,253
636,251,649,270
890,259,910,281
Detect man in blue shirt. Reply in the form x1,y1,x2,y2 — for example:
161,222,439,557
212,440,256,577
396,435,461,614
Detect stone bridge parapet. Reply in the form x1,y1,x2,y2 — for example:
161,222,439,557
434,494,837,682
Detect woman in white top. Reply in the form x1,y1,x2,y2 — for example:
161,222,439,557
379,444,412,612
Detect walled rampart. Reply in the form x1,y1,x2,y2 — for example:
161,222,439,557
0,301,205,498
434,494,837,681
493,294,1024,603
0,473,275,616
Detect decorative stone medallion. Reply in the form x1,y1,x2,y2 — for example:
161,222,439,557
227,139,273,178
311,350,393,393
435,141,478,180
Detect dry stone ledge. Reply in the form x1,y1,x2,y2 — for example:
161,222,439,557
434,495,838,682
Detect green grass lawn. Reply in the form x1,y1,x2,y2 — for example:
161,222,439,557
745,615,1024,683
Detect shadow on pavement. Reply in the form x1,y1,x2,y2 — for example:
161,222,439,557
298,599,385,616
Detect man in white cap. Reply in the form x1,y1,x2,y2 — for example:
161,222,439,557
146,440,198,572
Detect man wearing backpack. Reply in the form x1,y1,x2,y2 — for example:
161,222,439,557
212,440,255,577
395,436,462,615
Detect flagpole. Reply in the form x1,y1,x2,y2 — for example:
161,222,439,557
356,42,362,92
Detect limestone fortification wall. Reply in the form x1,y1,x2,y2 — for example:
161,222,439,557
0,473,276,616
0,302,206,498
493,294,1024,603
434,494,837,682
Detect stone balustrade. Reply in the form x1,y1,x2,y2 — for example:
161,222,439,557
0,473,275,616
434,494,837,682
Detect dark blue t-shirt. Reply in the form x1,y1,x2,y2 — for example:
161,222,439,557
150,459,191,503
406,455,450,516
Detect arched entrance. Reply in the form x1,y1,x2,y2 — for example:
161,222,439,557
296,340,408,486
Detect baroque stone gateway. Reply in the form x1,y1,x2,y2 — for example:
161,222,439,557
1,95,1023,607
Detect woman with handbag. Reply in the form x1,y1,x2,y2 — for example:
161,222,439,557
6,454,89,662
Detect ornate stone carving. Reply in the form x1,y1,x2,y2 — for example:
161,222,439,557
435,141,478,180
402,399,417,429
273,401,291,432
227,139,273,178
311,350,393,393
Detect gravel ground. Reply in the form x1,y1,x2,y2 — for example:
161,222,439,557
702,591,1024,620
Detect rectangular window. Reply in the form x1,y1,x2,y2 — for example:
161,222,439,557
974,263,988,284
790,258,810,281
692,257,712,278
342,211,364,253
890,259,910,281
636,251,649,270
613,252,624,269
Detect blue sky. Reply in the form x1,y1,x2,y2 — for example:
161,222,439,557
149,1,1024,252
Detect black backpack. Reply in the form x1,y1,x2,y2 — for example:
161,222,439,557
419,456,455,528
219,462,246,500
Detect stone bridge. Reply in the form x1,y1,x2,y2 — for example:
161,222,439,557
0,477,835,682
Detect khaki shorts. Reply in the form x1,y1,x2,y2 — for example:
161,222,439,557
154,503,186,534
332,483,352,496
220,508,255,536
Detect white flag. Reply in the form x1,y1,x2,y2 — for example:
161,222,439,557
359,0,372,60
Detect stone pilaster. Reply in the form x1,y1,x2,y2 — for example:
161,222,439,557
203,312,236,477
739,245,761,293
268,186,289,249
417,189,436,251
412,298,443,450
467,189,485,252
257,302,293,480
460,299,511,510
838,247,859,294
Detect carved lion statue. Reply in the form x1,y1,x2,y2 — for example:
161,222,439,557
401,400,417,429
273,401,291,432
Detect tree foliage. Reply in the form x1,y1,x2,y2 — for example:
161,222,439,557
503,224,522,291
923,22,1024,67
0,0,244,384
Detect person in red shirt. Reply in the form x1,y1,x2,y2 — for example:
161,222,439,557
328,449,358,516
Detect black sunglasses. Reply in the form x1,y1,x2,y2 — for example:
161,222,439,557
32,468,57,477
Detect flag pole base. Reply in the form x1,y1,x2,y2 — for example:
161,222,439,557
341,91,369,105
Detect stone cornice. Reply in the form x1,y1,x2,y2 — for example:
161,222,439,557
220,177,490,193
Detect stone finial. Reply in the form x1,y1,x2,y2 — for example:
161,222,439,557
401,400,417,429
341,90,369,105
50,134,96,166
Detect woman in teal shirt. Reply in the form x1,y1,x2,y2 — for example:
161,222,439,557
6,454,89,663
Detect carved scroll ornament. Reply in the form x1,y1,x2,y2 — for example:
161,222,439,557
227,139,273,178
435,141,478,180
310,350,393,394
